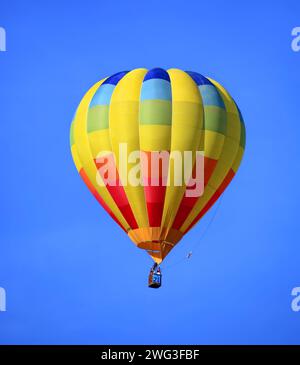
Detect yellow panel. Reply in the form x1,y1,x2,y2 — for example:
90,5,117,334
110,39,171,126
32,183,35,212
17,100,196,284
72,79,130,230
160,69,203,236
109,68,149,228
179,80,241,232
232,146,244,173
88,130,112,158
209,138,239,188
71,144,82,171
139,125,171,151
204,130,225,160
168,68,202,103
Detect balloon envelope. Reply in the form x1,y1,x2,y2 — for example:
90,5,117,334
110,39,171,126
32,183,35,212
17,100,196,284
70,68,245,263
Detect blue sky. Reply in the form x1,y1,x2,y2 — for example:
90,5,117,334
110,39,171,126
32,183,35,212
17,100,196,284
0,0,300,344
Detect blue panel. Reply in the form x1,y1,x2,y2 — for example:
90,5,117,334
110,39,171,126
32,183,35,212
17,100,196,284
186,71,212,85
199,85,225,108
102,71,128,85
141,79,172,101
89,84,115,106
144,68,170,82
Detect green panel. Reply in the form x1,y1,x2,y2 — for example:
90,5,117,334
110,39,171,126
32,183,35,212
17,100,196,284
139,99,172,125
203,106,226,135
240,118,246,148
87,105,109,132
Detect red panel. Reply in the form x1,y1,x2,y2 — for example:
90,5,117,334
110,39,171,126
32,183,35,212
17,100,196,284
141,151,168,227
172,156,217,230
144,181,166,227
204,157,218,185
79,168,127,232
94,157,138,229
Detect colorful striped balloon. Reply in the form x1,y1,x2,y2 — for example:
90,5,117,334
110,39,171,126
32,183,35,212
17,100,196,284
70,68,246,264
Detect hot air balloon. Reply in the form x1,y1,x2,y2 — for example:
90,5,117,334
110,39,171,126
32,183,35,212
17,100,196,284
70,68,246,288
